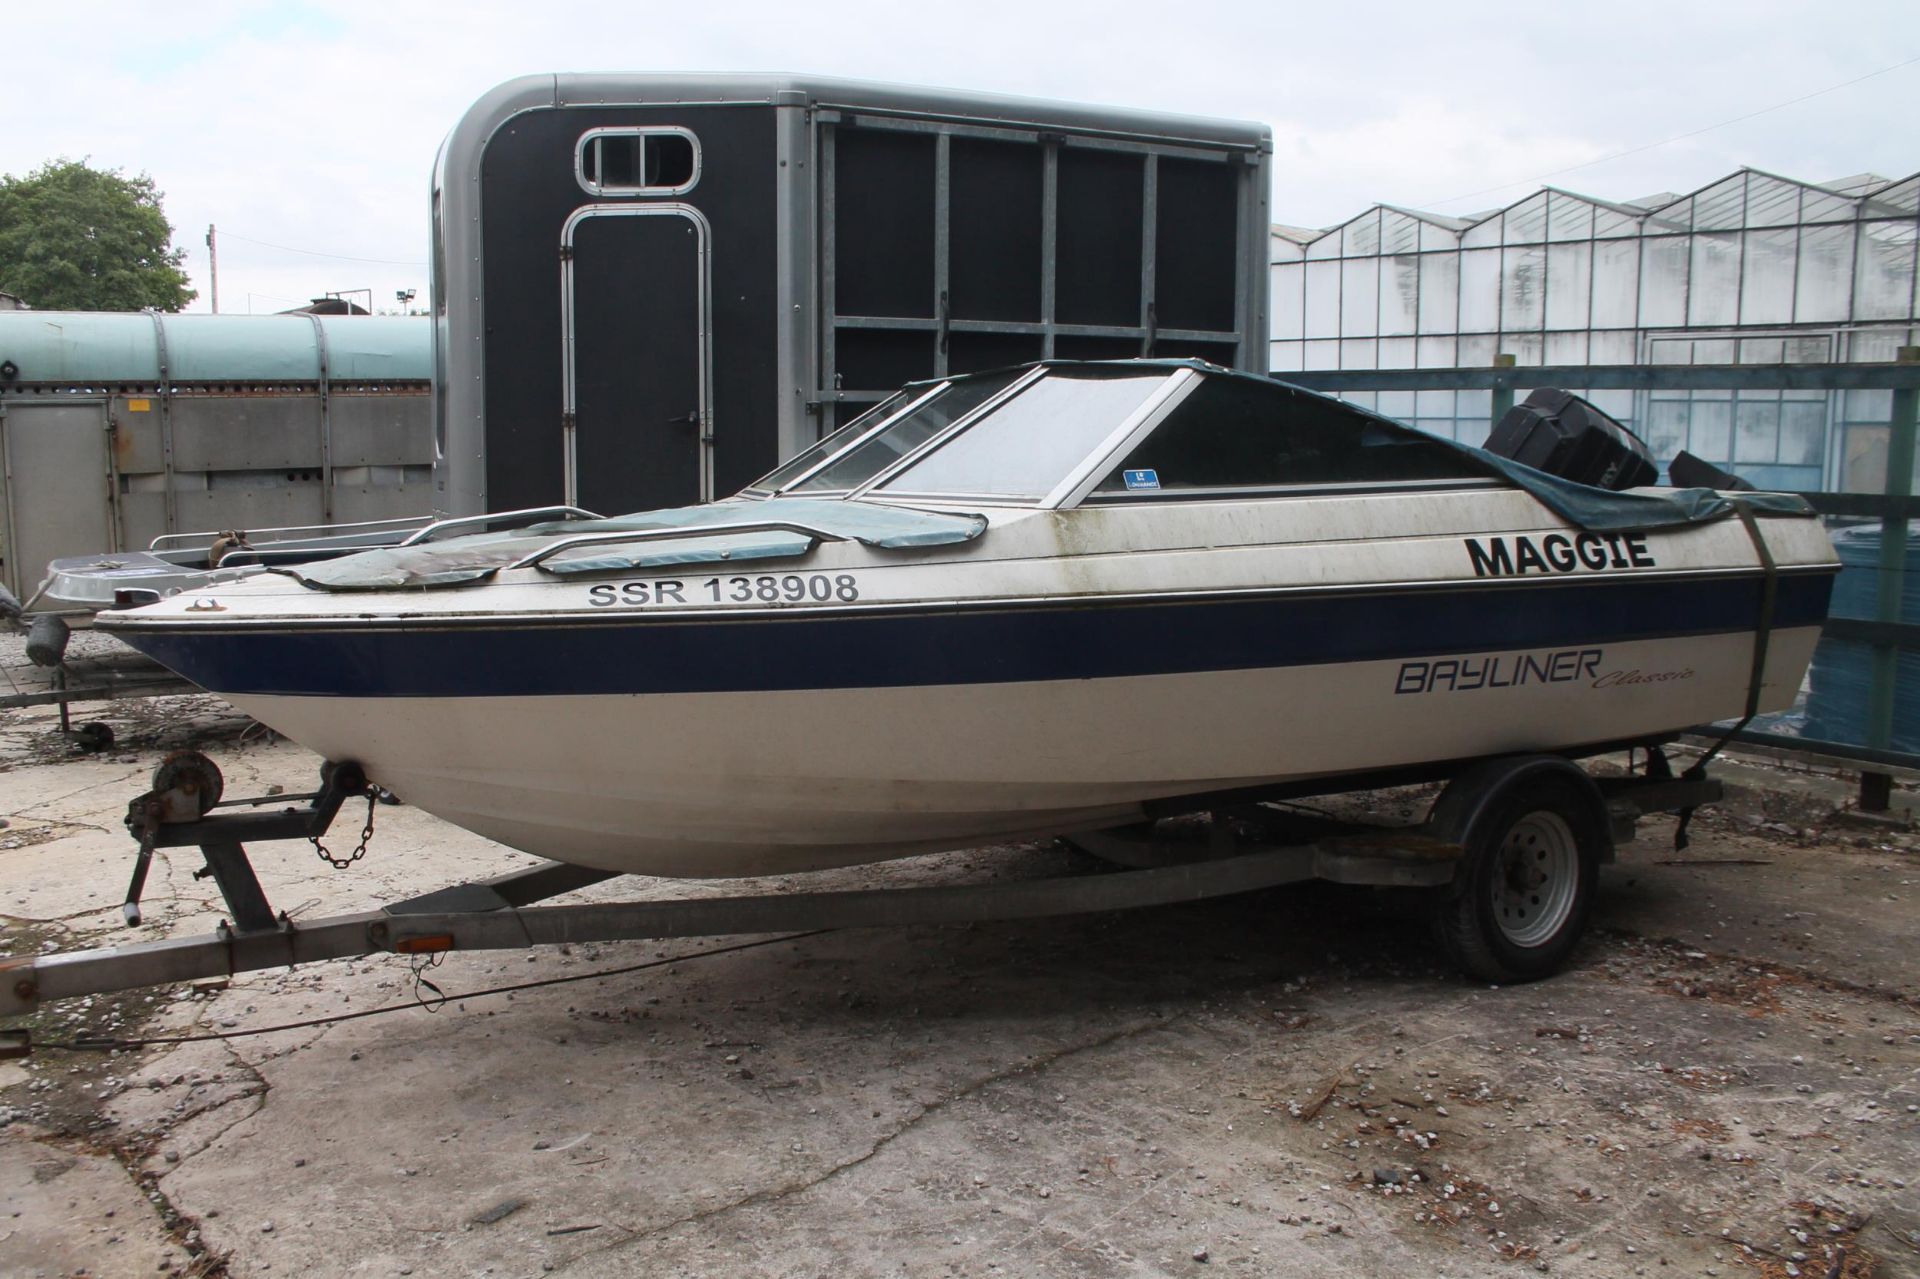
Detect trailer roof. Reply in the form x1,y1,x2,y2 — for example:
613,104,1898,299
0,312,431,386
446,73,1272,160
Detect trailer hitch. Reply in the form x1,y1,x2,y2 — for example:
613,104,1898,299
122,755,373,933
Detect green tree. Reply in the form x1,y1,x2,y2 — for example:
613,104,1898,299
0,160,196,311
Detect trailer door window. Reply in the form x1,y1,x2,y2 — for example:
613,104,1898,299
577,128,700,196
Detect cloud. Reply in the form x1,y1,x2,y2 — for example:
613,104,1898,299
6,0,1917,311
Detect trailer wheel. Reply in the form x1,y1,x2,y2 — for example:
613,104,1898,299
1433,776,1602,983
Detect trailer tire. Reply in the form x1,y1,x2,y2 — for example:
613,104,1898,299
1433,775,1603,983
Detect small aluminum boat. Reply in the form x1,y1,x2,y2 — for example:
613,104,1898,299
97,361,1838,878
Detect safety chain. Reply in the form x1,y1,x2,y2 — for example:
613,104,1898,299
310,788,378,870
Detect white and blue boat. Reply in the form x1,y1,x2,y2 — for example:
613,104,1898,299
97,361,1838,879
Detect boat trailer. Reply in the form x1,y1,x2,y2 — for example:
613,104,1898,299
0,749,1721,1056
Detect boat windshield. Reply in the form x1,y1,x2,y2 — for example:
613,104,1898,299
783,370,1026,494
876,369,1174,501
746,389,916,493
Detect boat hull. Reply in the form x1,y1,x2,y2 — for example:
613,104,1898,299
213,625,1821,877
100,485,1840,879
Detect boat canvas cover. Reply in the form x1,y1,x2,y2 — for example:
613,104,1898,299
277,498,988,591
276,362,1814,593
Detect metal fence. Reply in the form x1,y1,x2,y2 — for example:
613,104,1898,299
1288,353,1920,800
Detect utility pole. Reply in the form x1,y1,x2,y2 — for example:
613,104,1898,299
205,224,219,314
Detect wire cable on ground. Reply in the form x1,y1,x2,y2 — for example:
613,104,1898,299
29,929,833,1054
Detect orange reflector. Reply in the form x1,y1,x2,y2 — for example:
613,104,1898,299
394,934,455,955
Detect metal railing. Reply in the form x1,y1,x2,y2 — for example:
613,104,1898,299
1287,350,1920,804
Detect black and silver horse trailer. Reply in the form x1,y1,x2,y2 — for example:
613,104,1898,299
431,73,1272,517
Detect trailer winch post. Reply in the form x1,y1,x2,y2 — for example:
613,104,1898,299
122,758,373,934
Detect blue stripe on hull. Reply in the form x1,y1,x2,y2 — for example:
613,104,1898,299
115,574,1834,699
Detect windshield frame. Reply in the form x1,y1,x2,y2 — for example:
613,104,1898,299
856,366,1199,509
745,384,941,495
812,365,1046,499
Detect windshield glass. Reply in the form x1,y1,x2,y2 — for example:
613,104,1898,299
788,370,1025,493
1090,375,1486,494
746,390,915,493
878,370,1172,500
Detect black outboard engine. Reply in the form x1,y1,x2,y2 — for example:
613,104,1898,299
1666,450,1756,492
1484,389,1658,491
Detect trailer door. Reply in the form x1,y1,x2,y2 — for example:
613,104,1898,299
561,205,712,513
1,402,115,597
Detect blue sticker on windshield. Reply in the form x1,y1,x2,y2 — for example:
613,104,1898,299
1123,469,1160,491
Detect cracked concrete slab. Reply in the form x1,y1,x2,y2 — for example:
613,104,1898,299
2,690,1917,1279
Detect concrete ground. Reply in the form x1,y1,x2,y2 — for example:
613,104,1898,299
1,683,1916,1278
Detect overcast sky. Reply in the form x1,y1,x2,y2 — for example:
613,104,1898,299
6,0,1918,314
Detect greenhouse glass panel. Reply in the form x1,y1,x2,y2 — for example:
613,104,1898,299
1377,389,1415,418
1800,186,1858,223
1341,257,1380,335
1863,176,1918,216
1458,388,1493,422
1786,334,1833,363
1649,338,1692,365
1743,175,1801,228
1780,401,1827,466
1342,209,1382,257
1269,340,1304,372
1305,232,1339,260
1593,207,1642,238
1740,337,1786,364
1341,390,1378,410
1734,400,1780,463
1417,252,1460,334
1381,211,1419,255
1853,221,1917,321
1590,239,1640,327
1645,401,1689,460
1795,223,1855,322
1841,425,1889,493
1269,237,1306,263
1588,389,1634,420
1694,338,1735,364
1459,249,1501,331
1379,337,1416,368
1270,263,1305,339
1417,419,1459,442
1461,217,1501,249
1457,334,1496,366
1845,389,1892,420
1689,401,1732,461
1589,330,1637,364
1545,331,1588,363
1304,340,1339,369
1419,221,1460,251
1501,333,1543,365
1545,242,1591,330
1657,197,1694,228
1415,388,1455,417
1502,245,1547,331
1739,228,1797,325
1340,338,1378,369
1416,335,1457,367
1687,233,1741,327
1380,256,1419,336
1639,236,1689,327
1849,329,1907,362
1504,193,1548,244
1691,175,1746,230
1547,193,1593,242
1304,261,1340,338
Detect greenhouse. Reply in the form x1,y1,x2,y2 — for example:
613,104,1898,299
1270,167,1920,492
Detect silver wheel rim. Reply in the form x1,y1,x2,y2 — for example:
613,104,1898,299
1492,811,1579,948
